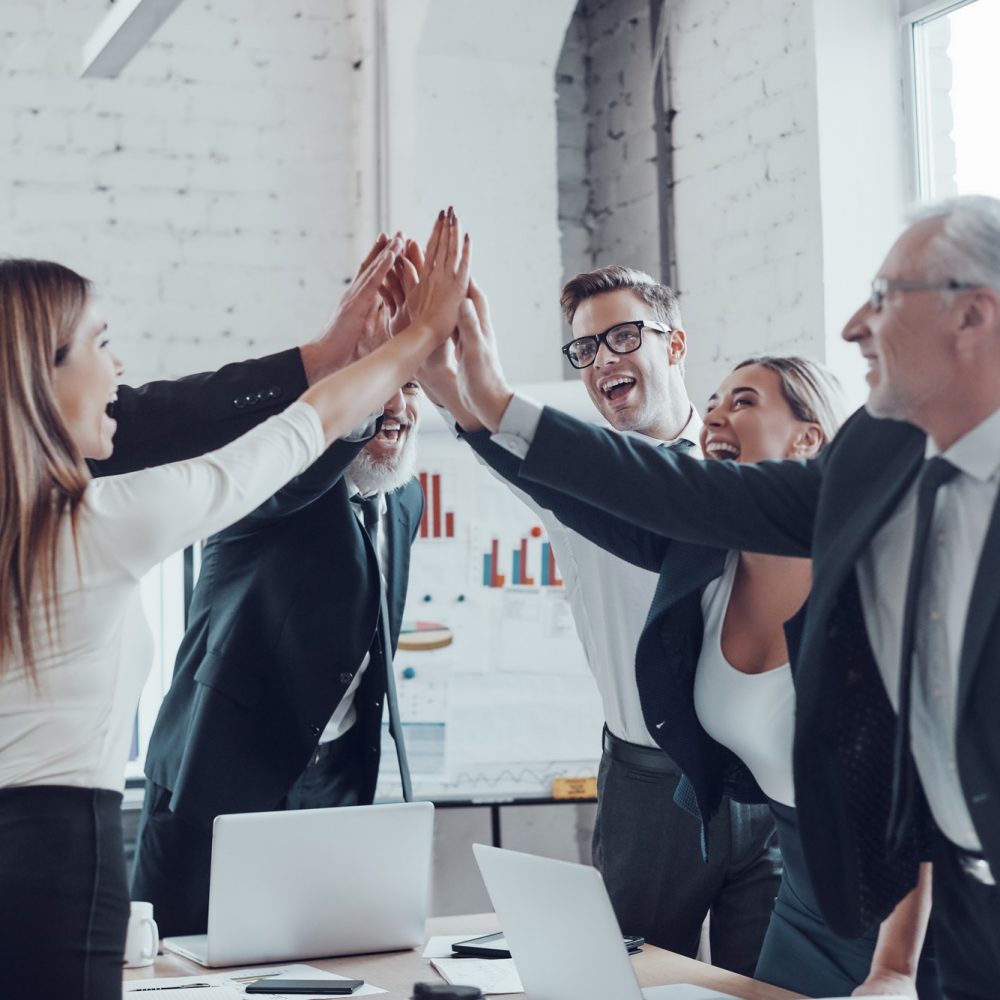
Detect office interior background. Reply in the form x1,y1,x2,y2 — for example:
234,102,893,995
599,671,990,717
2,0,998,916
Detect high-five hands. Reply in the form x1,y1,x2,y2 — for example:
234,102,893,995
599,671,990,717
453,279,514,433
301,232,404,384
405,207,471,345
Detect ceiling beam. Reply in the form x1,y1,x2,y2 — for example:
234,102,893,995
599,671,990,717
81,0,186,79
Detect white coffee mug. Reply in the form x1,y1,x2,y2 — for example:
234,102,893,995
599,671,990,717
123,900,159,968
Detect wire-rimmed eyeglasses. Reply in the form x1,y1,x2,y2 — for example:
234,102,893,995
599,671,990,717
869,277,979,313
561,320,669,370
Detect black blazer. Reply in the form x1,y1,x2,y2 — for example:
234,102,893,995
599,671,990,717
92,348,308,476
143,437,424,825
461,429,766,837
511,404,1000,938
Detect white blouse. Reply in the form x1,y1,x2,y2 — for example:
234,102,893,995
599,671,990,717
692,552,797,808
0,401,325,793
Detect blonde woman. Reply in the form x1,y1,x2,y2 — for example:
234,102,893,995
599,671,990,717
0,210,469,998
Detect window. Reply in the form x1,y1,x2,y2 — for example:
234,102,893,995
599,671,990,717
907,0,1000,199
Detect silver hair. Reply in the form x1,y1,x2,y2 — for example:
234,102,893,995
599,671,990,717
908,194,1000,295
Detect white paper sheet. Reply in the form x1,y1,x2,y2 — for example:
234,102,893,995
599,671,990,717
123,962,387,997
430,957,523,995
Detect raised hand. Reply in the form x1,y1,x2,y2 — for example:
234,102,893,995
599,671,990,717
405,207,471,345
381,239,422,339
300,232,403,384
453,278,514,432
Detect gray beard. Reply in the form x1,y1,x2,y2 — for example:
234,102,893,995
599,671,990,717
347,433,418,496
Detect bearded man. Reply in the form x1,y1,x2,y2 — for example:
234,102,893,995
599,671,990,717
131,377,424,936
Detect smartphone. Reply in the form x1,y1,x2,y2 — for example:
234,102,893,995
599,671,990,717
245,979,364,995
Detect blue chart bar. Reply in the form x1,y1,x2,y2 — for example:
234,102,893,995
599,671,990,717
483,552,492,587
541,543,551,586
512,550,522,586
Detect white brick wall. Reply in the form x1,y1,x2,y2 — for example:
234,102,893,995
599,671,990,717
0,0,373,385
669,0,826,407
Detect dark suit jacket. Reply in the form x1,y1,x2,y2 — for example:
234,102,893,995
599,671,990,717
511,404,1000,938
143,436,423,825
92,348,307,476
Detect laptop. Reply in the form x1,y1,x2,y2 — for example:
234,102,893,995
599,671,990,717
163,801,434,967
472,844,737,1000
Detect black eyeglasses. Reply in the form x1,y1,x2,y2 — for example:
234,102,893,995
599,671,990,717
561,320,669,369
869,277,979,312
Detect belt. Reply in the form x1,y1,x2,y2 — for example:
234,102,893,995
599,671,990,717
956,848,996,886
602,726,677,774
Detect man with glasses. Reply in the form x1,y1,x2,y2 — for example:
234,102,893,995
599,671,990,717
420,266,780,973
450,196,1000,1000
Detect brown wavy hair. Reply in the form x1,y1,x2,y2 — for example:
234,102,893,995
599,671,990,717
0,259,93,680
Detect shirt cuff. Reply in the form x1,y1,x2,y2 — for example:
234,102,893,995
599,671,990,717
490,393,543,459
341,408,382,443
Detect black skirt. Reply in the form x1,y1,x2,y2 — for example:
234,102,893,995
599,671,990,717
0,785,130,1000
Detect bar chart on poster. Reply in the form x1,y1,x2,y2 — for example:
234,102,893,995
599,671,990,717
376,382,608,802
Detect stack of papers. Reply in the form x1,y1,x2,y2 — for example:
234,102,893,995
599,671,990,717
123,963,387,998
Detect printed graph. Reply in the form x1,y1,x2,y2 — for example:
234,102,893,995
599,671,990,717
482,527,563,588
418,471,455,539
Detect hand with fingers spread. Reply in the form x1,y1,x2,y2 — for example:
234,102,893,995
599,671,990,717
300,232,404,384
453,279,514,432
298,209,471,446
405,207,471,345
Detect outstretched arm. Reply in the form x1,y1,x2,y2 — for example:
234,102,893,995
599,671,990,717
452,280,820,558
96,233,405,477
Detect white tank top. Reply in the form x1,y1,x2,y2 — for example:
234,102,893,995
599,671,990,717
692,552,797,807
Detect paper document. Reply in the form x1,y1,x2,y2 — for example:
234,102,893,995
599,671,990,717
123,963,387,997
422,935,479,958
430,957,523,995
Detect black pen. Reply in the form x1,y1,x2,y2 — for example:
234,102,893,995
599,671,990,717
127,984,212,992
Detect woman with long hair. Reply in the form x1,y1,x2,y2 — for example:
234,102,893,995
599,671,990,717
0,210,468,998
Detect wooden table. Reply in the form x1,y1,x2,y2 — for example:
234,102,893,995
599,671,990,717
125,913,803,999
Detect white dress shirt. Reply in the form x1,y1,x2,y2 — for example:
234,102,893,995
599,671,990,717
0,402,326,793
317,483,388,744
856,405,1000,851
489,393,702,747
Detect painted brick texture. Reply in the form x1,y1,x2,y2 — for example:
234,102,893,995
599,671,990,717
1,0,371,384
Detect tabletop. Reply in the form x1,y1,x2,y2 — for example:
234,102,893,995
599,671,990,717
124,913,803,999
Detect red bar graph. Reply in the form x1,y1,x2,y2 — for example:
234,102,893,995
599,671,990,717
418,470,455,539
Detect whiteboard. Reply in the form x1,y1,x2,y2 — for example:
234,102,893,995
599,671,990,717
375,381,608,801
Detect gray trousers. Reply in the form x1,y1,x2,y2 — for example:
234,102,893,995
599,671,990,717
592,747,781,977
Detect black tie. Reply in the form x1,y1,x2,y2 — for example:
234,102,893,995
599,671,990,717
668,438,696,455
352,494,413,802
886,456,959,849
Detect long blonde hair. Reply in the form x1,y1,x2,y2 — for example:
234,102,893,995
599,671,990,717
0,259,93,679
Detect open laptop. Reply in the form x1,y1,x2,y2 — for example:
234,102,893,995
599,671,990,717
473,844,737,1000
163,801,433,967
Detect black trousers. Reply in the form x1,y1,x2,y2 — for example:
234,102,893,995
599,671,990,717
932,836,1000,1000
592,736,781,976
0,785,129,1000
131,726,365,936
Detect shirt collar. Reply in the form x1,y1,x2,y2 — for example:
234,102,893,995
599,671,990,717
925,404,1000,484
623,405,704,457
345,477,387,516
